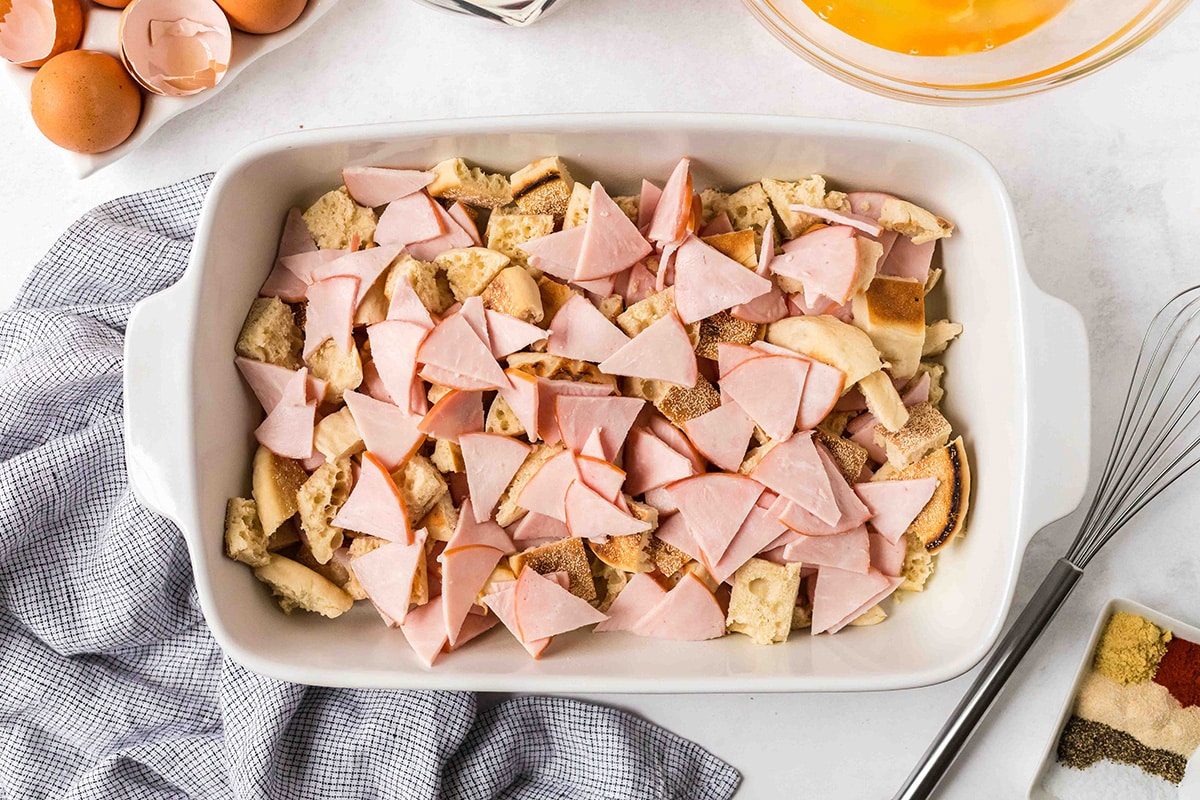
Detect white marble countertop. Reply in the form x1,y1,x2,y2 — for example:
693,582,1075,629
2,1,1199,796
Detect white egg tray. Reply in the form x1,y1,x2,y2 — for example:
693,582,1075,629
1,0,340,179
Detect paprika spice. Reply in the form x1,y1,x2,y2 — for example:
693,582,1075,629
1153,636,1200,708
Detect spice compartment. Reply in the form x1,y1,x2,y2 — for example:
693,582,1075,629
1030,598,1200,799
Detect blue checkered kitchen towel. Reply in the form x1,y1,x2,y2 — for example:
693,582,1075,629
0,176,741,800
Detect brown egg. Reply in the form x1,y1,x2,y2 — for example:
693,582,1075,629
30,50,142,154
0,0,83,68
92,0,133,7
215,0,307,34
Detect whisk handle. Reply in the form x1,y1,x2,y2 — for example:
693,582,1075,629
892,557,1084,800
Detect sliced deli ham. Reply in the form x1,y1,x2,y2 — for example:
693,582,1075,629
516,449,580,521
399,595,448,667
367,320,427,413
374,190,446,247
342,166,434,207
497,368,540,440
637,180,662,230
547,294,630,362
311,244,403,307
575,456,627,503
254,368,315,459
630,572,725,641
554,395,644,458
811,566,903,635
710,505,789,584
853,478,939,543
681,401,755,472
486,310,547,357
417,312,508,389
720,355,808,442
519,225,586,282
385,277,436,330
512,511,570,543
770,225,860,307
564,480,651,541
666,473,763,563
458,295,492,351
646,158,693,247
623,427,697,495
303,275,359,358
439,543,506,646
597,311,697,387
646,415,707,474
535,378,615,446
788,203,884,237
236,357,327,414
447,202,483,247
351,528,429,625
513,567,607,641
261,249,342,302
652,511,705,564
407,202,479,261
880,235,935,284
342,390,424,471
752,432,840,526
575,182,653,280
332,452,412,543
672,236,772,324
447,499,516,554
460,433,532,522
699,212,734,237
481,583,552,659
730,217,788,324
594,573,668,633
780,525,871,574
417,389,484,444
869,531,907,577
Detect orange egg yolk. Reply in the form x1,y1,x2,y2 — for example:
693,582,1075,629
801,0,1071,56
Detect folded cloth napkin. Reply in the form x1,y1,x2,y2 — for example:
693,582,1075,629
0,176,741,800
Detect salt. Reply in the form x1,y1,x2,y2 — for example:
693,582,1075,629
1040,759,1177,800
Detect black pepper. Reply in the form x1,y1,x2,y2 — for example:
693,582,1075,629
1057,716,1188,784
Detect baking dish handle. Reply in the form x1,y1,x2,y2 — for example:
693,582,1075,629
1020,280,1091,541
123,280,192,524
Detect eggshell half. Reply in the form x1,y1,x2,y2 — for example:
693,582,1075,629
0,0,82,68
119,0,231,97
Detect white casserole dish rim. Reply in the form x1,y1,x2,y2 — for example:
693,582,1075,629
122,113,1091,693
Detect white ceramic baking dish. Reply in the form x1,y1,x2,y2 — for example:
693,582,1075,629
1029,599,1200,797
123,114,1091,692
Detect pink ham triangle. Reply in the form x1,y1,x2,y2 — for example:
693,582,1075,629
672,235,773,324
481,583,552,658
342,166,434,207
536,378,615,446
408,203,479,261
497,369,539,440
622,427,696,496
646,158,692,247
515,449,580,521
630,572,725,641
374,191,446,248
665,473,763,563
547,294,630,363
637,179,662,230
311,244,403,307
416,389,484,444
368,320,428,416
812,566,903,635
854,478,939,544
303,275,359,358
721,355,808,442
399,595,449,667
512,511,570,543
386,277,435,330
236,357,327,414
460,433,533,522
710,505,789,584
575,181,653,280
254,367,315,459
564,480,651,541
261,248,341,302
731,217,788,324
580,428,606,460
770,225,860,307
439,543,506,646
554,395,645,458
781,526,871,574
513,567,607,641
458,296,492,351
417,312,508,389
575,456,626,503
681,400,755,473
342,390,424,472
447,498,516,553
751,432,840,527
597,311,697,387
350,528,429,625
486,310,547,357
519,225,586,282
331,452,412,543
594,573,667,633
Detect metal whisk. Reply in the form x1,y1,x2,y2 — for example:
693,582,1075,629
894,286,1200,800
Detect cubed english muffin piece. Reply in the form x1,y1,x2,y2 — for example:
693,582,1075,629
916,361,946,407
354,276,390,327
923,320,963,357
427,383,453,406
616,287,701,348
701,229,757,269
225,497,270,567
509,537,596,601
859,369,909,434
236,297,303,369
592,560,631,612
873,402,951,471
900,532,935,592
726,558,804,645
494,443,564,527
481,266,544,324
816,431,869,484
535,276,580,329
705,183,776,248
430,438,465,473
435,247,511,301
760,176,849,239
419,493,459,543
392,454,448,522
505,352,618,388
348,534,388,558
384,253,454,315
253,554,354,618
313,407,364,461
695,311,763,359
305,339,363,404
648,534,690,578
739,441,777,475
625,375,721,426
510,157,575,218
426,158,512,209
302,187,377,250
588,532,652,574
851,275,926,380
595,293,624,323
878,197,954,244
562,182,591,229
699,188,728,223
252,445,307,535
294,544,366,601
848,605,888,627
297,457,352,565
487,213,555,268
792,591,813,630
816,411,854,438
892,437,970,554
486,394,527,438
614,196,640,223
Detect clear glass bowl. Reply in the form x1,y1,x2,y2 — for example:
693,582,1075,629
411,0,562,26
742,0,1193,103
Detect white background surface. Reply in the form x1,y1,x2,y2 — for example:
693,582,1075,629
2,1,1199,797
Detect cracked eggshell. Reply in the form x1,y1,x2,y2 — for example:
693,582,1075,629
215,0,307,34
0,0,83,68
118,0,231,97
